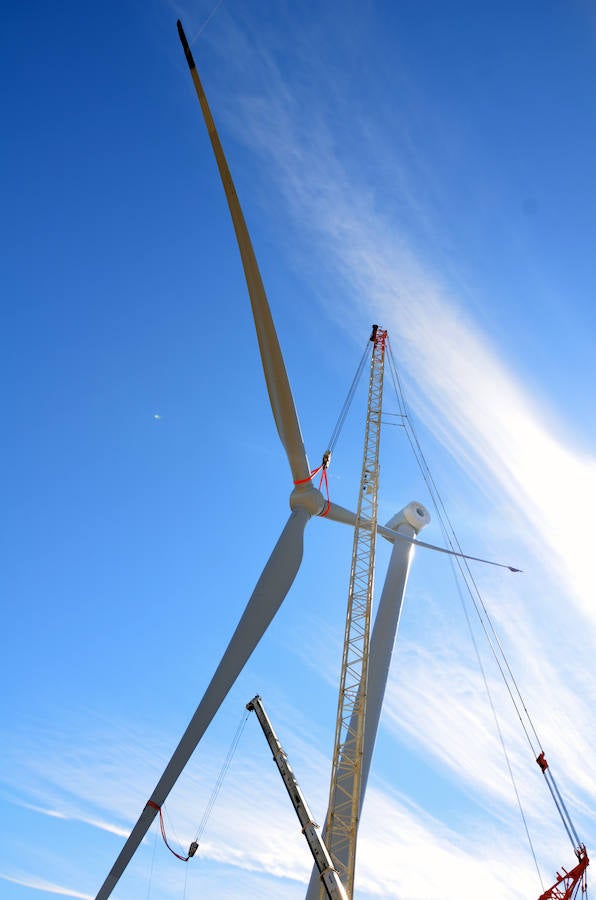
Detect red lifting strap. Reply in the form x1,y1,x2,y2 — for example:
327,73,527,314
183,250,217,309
293,464,323,485
293,463,331,516
146,800,191,862
318,468,330,517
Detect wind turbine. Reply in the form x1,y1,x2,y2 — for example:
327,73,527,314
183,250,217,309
95,23,516,898
94,22,371,900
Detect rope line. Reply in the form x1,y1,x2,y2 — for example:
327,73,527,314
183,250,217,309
386,339,543,754
146,801,192,862
144,710,249,865
452,554,544,891
145,821,158,900
194,709,250,844
383,337,565,887
326,340,371,454
386,338,587,865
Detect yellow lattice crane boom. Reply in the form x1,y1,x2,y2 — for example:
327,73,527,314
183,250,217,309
323,325,387,897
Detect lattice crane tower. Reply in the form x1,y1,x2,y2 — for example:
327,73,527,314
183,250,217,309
324,324,388,897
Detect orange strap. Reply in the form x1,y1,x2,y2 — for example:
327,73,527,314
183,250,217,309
293,464,323,485
293,464,331,516
147,800,191,862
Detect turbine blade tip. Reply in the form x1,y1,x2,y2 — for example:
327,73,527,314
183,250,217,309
177,19,196,70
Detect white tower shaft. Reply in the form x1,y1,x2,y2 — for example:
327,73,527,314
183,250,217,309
306,501,429,900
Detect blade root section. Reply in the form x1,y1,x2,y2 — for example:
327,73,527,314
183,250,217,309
95,507,310,899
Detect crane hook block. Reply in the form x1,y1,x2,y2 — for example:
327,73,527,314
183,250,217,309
536,752,549,773
188,841,199,858
322,449,332,469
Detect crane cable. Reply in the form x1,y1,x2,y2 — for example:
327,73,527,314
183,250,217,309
325,339,371,455
448,545,544,891
291,339,370,516
386,340,542,749
385,338,586,874
192,709,250,846
387,341,587,857
149,709,250,864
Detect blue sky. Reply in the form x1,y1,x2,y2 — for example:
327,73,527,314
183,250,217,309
2,1,595,898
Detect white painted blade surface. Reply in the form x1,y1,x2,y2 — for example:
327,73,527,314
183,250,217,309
177,21,310,483
95,506,310,900
325,501,358,527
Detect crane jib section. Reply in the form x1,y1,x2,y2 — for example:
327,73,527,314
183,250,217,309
324,325,387,898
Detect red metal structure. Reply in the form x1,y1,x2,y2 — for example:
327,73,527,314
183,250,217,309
538,846,589,900
535,753,589,900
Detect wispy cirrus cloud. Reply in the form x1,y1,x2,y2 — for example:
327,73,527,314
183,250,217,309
8,15,591,900
13,800,131,839
3,708,546,900
0,873,93,900
198,26,596,892
228,70,596,630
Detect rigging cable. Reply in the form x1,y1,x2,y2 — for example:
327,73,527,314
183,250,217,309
145,820,158,900
193,708,250,847
325,339,371,455
386,339,588,881
293,338,369,517
386,338,542,756
384,337,588,889
148,708,250,864
449,550,544,891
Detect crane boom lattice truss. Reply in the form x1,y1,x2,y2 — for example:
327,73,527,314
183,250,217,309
324,326,387,897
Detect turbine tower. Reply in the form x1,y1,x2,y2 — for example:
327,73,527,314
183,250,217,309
307,501,429,899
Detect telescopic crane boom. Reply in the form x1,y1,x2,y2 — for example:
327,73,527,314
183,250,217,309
247,696,349,900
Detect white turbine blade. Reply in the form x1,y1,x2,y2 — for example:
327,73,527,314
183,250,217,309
329,503,519,571
325,501,358,527
95,507,310,900
177,21,310,483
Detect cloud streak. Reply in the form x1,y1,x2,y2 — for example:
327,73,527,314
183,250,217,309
230,69,596,630
0,873,93,900
6,14,592,900
3,709,548,900
193,18,596,620
13,801,130,838
197,21,596,894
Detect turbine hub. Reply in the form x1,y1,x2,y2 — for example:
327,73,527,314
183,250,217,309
289,483,326,516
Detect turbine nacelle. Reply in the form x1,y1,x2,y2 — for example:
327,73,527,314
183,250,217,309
385,501,431,534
